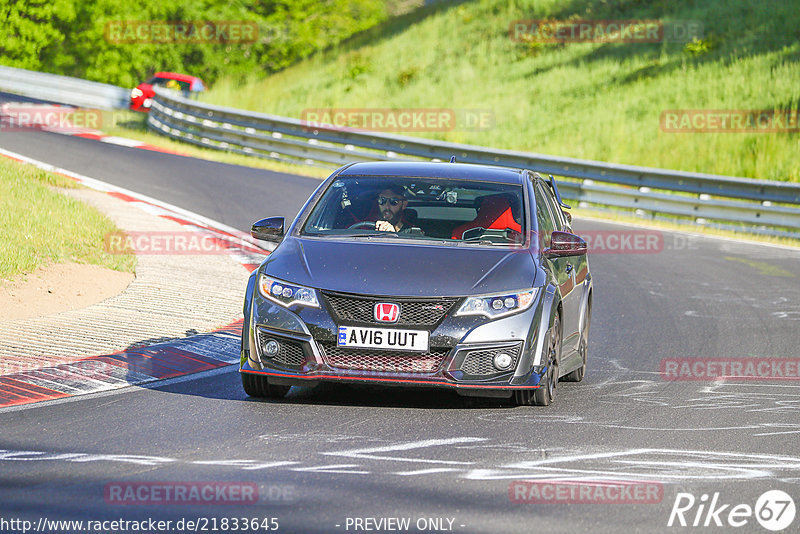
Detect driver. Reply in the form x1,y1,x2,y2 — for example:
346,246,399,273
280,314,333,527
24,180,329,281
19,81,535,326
374,184,413,233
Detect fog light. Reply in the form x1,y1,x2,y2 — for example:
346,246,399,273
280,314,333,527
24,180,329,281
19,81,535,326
264,340,280,357
493,352,513,370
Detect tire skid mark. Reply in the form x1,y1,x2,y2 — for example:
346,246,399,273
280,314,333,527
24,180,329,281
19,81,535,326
2,443,800,484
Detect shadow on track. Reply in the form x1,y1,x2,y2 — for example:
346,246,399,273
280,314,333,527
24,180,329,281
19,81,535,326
151,369,518,410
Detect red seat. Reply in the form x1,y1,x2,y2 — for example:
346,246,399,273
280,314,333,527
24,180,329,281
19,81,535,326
451,195,521,239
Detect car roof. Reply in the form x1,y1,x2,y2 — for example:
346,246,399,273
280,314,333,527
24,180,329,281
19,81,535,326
152,72,202,83
337,161,525,185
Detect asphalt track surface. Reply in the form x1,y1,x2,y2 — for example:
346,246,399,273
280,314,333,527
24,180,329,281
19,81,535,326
2,107,800,533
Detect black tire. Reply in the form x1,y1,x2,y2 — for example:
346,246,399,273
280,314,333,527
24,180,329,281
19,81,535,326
563,303,590,382
516,313,561,407
514,388,535,406
241,372,290,399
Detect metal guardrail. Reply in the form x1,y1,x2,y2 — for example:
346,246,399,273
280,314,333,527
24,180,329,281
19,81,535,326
0,63,794,235
149,87,800,236
0,66,129,110
0,66,800,237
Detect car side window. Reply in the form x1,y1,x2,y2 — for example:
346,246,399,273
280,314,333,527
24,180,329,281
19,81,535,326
538,182,566,230
534,182,558,248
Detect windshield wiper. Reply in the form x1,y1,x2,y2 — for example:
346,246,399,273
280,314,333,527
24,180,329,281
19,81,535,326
460,239,504,246
347,232,401,238
460,227,522,245
461,234,505,245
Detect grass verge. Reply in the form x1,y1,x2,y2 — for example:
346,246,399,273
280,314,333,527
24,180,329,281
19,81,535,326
200,0,800,182
0,157,136,281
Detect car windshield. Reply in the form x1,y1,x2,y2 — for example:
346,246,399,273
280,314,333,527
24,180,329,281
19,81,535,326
147,77,191,91
301,176,526,246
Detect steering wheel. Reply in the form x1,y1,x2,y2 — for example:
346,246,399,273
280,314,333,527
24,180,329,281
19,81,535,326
347,221,377,230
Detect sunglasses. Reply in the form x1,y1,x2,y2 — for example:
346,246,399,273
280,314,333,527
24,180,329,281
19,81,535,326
377,196,404,206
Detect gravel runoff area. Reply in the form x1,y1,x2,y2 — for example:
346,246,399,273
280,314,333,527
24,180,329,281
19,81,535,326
0,187,254,376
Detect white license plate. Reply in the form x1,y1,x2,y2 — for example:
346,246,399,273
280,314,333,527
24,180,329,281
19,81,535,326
337,326,429,352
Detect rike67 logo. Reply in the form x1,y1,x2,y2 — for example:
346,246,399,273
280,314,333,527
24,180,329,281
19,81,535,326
668,490,796,531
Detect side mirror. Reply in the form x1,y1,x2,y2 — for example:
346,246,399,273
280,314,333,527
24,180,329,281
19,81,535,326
251,217,285,243
545,230,587,257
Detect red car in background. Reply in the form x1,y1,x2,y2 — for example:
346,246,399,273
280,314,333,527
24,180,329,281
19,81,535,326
130,72,206,111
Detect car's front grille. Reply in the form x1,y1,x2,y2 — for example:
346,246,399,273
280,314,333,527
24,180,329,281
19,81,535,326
318,342,449,373
323,292,457,327
460,343,523,376
257,330,306,367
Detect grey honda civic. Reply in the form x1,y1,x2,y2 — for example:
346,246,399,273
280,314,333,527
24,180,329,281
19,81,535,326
240,161,592,406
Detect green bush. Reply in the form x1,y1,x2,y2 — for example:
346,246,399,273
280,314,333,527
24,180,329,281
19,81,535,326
1,0,389,88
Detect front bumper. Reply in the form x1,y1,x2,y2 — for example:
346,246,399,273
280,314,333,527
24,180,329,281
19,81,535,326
241,284,548,397
129,96,152,112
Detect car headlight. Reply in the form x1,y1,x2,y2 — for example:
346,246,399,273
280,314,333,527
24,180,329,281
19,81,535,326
258,274,319,308
455,289,537,319
131,88,143,99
